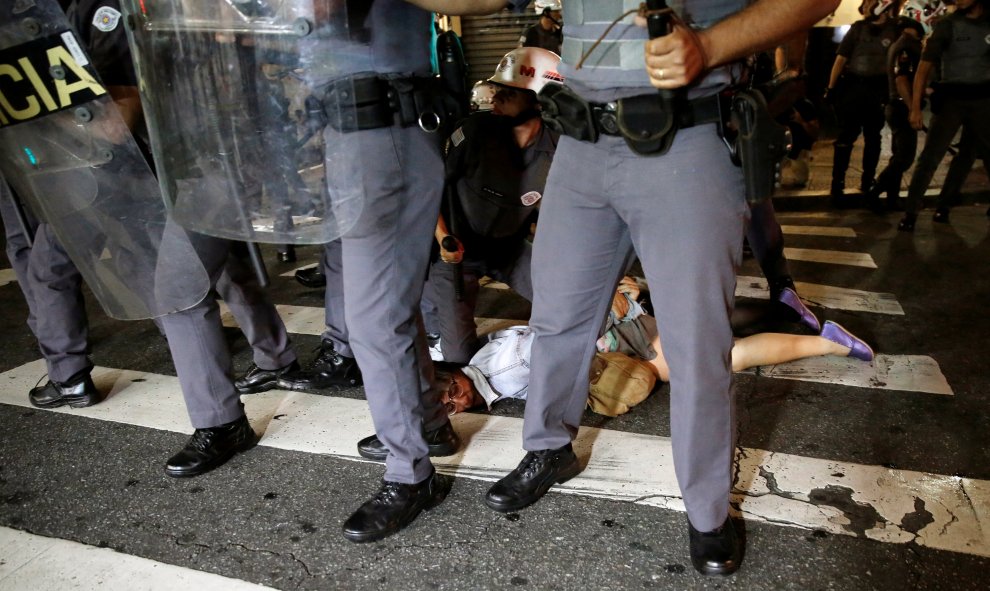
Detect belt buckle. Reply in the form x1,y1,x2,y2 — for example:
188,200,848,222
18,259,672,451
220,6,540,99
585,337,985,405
593,102,619,136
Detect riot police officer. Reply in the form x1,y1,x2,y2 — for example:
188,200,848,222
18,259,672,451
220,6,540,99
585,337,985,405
825,0,900,204
484,0,839,576
0,0,149,410
425,47,561,364
900,0,990,230
867,4,930,212
310,0,521,543
519,0,563,54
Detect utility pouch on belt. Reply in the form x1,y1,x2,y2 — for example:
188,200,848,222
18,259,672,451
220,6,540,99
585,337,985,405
616,94,678,156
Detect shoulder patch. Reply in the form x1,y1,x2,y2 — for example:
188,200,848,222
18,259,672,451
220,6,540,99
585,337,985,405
520,191,541,206
450,126,466,147
92,6,122,32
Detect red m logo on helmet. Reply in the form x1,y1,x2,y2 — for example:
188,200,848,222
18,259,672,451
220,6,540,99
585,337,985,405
519,65,536,77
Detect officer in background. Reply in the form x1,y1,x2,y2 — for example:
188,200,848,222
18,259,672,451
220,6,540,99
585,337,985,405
899,0,990,230
424,48,560,365
867,4,929,212
484,0,840,576
518,0,563,54
825,0,900,205
312,0,519,544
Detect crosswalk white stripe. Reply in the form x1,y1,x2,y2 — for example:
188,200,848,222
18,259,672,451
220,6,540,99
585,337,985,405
0,269,17,287
0,526,273,590
736,276,905,315
280,263,317,278
0,360,984,558
780,225,857,238
741,354,952,395
783,247,877,268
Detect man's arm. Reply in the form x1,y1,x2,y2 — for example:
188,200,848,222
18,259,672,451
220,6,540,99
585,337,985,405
403,0,509,16
644,0,841,89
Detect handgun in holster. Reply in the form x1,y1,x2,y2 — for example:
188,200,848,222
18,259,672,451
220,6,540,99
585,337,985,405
723,89,792,205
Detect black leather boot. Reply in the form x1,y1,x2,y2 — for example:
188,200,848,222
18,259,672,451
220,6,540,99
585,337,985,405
164,415,258,478
356,421,461,461
294,265,327,288
277,340,362,389
342,471,452,543
689,516,742,576
234,360,301,394
29,372,102,409
484,444,581,512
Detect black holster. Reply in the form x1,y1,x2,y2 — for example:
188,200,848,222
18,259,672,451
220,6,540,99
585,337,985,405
727,89,791,205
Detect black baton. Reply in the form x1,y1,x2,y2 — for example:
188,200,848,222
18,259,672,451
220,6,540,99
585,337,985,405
440,235,464,302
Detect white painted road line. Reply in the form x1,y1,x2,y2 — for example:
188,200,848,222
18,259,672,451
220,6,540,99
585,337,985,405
736,276,905,315
0,269,17,288
783,247,877,268
743,354,952,395
0,526,273,591
279,263,317,278
0,360,984,558
780,225,857,238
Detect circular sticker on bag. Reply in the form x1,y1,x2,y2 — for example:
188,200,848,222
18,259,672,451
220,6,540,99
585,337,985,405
520,191,542,206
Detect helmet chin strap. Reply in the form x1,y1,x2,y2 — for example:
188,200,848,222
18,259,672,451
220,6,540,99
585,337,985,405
542,8,562,27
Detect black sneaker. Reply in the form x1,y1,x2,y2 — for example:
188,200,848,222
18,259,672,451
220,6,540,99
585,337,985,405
342,471,452,543
932,207,950,224
29,373,102,409
277,340,362,389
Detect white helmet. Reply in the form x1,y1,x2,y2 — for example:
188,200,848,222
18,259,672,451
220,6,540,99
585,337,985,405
470,81,496,111
487,47,564,95
534,0,562,12
899,0,949,34
870,0,898,15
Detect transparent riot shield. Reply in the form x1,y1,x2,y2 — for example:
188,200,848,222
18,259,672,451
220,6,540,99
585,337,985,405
123,0,365,244
0,0,210,320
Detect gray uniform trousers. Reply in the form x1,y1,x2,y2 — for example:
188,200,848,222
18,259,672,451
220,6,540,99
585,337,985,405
325,123,446,485
427,243,534,364
1,182,91,383
158,223,296,429
321,237,440,356
522,127,747,533
320,238,352,356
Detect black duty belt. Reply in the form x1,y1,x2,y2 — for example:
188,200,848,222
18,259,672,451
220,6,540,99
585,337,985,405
590,93,722,137
323,75,443,133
